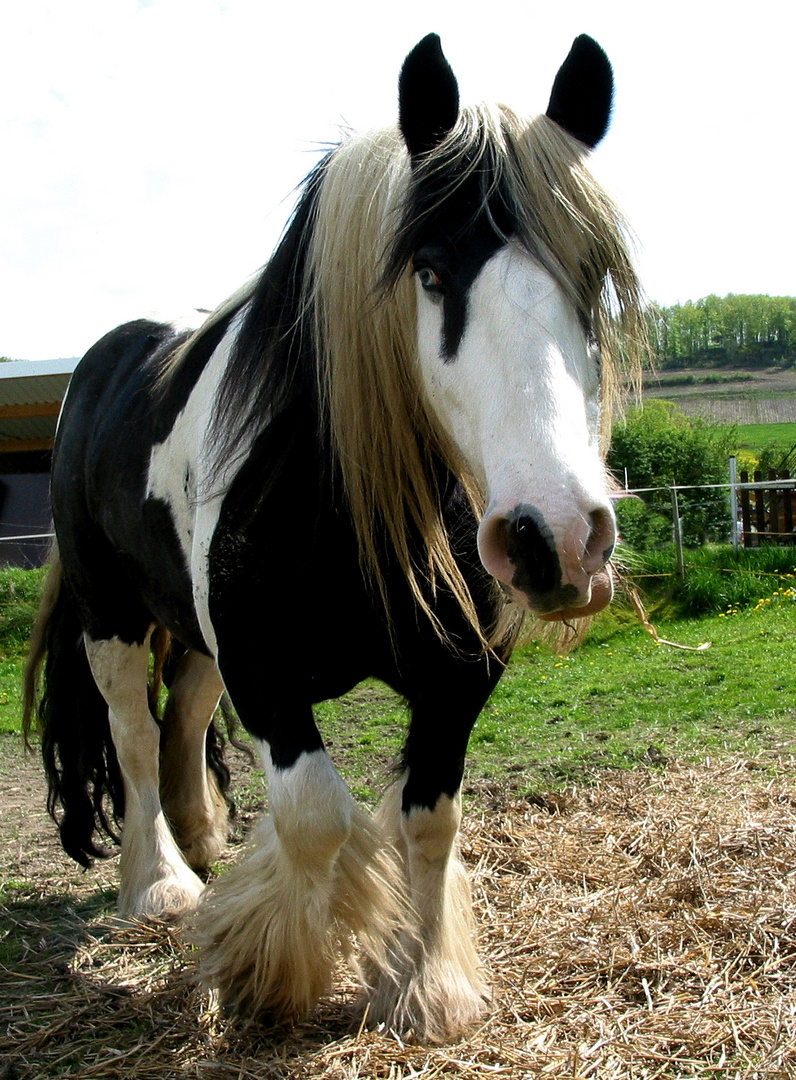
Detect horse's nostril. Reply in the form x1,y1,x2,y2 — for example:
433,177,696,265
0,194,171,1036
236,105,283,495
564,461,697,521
584,507,616,571
505,506,560,597
479,502,616,614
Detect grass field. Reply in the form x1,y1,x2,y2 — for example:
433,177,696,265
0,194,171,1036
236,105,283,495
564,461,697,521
314,596,796,799
734,420,796,462
643,364,796,428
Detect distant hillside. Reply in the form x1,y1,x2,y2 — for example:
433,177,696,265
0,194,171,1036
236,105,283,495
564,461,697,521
642,365,796,425
650,294,796,369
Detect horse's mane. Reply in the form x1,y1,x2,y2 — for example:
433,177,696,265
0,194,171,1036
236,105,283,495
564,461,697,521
161,107,647,649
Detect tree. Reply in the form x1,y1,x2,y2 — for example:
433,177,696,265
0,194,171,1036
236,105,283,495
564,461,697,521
651,294,796,368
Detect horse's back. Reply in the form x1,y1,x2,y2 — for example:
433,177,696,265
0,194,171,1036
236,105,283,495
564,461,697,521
52,319,208,648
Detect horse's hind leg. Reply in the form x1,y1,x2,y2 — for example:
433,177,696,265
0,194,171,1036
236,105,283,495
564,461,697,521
159,649,228,871
85,632,205,919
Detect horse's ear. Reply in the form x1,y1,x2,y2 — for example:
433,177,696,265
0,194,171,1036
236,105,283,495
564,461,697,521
545,34,613,149
399,33,460,158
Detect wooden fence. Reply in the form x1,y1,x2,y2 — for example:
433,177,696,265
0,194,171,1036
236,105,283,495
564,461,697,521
738,469,796,546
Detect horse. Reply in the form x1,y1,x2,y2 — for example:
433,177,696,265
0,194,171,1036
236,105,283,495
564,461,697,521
24,32,645,1042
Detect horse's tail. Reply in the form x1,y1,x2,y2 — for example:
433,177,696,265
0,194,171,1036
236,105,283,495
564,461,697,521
22,545,124,868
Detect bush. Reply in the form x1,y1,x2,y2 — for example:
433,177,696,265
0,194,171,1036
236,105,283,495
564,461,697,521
614,497,671,551
608,401,736,549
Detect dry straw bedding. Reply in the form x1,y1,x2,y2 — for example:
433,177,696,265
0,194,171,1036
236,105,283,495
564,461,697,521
2,757,796,1078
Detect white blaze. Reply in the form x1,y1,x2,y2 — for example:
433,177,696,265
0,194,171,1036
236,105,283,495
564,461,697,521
415,242,614,613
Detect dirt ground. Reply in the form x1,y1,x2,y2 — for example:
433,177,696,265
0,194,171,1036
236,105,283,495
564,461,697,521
2,734,114,894
0,731,262,899
3,735,796,1079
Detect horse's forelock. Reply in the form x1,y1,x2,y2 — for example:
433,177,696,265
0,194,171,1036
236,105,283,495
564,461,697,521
382,106,647,428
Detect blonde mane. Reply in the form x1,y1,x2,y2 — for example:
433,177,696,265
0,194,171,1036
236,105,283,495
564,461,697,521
306,108,647,648
155,106,646,651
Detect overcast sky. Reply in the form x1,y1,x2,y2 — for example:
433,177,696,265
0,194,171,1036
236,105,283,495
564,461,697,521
2,1,793,361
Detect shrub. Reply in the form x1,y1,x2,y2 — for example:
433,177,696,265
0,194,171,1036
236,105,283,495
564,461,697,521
614,497,671,551
608,401,736,548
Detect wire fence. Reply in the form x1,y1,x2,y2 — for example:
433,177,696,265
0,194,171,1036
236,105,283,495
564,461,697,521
0,531,54,569
615,458,796,575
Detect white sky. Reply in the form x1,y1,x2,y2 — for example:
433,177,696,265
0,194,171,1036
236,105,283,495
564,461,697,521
2,0,793,361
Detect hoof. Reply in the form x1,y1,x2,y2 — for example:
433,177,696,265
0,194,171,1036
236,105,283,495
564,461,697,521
117,868,205,921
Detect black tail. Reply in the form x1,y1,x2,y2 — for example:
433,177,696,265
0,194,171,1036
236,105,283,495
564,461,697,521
23,549,124,868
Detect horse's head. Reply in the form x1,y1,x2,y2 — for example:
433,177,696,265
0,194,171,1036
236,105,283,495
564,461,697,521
397,34,633,622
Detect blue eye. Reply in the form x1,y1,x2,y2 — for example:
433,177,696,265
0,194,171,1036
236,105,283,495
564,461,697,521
417,266,443,294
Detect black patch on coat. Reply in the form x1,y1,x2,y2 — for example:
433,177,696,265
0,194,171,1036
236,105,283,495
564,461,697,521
387,136,516,359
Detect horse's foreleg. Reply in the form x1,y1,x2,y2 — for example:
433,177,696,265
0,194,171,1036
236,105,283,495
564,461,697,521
193,726,405,1022
85,633,205,919
159,650,228,870
365,707,488,1043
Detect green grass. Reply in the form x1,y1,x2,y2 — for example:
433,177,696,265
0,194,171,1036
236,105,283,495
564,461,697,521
734,420,796,456
0,566,46,734
0,566,46,657
486,600,795,776
0,660,27,734
314,593,796,797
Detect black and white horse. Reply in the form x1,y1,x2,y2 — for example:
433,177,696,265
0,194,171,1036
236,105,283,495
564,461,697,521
26,34,644,1041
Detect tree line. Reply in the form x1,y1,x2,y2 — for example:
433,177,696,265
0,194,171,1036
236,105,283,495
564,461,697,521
649,294,796,368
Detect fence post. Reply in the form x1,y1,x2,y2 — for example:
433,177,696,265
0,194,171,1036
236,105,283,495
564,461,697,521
781,469,794,539
740,469,753,547
753,471,767,538
729,456,739,553
670,486,685,581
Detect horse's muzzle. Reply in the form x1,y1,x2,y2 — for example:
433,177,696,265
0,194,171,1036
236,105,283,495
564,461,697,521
477,502,616,620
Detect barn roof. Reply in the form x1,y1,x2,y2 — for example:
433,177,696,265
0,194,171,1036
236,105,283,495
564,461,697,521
0,358,77,454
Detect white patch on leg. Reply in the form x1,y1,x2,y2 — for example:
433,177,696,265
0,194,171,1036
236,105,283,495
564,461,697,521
159,650,228,870
193,746,407,1021
85,635,205,919
365,779,487,1043
259,744,354,864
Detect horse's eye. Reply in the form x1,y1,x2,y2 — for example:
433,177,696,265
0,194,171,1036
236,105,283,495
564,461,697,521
417,266,443,293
